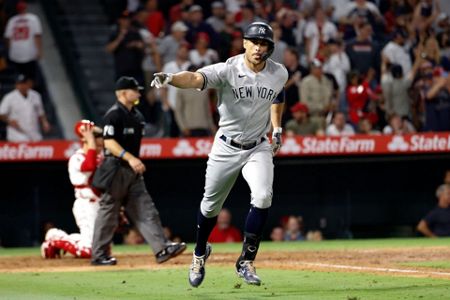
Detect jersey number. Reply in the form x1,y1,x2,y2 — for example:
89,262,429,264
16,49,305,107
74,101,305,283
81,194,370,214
12,26,30,41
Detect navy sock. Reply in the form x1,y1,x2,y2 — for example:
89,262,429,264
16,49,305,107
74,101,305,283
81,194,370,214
237,206,269,263
244,206,269,236
194,210,217,256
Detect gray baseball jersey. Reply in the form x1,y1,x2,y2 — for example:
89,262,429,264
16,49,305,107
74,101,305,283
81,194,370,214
196,54,288,217
198,54,288,143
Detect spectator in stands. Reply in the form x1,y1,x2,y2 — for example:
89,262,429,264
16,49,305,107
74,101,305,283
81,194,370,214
124,227,145,245
236,2,264,32
323,38,351,95
417,184,450,237
141,89,164,137
415,32,441,66
346,70,370,126
358,117,380,135
158,21,189,65
206,1,226,33
381,54,423,120
299,0,334,18
189,32,219,67
342,0,384,32
285,102,322,136
163,226,182,243
209,208,242,243
284,215,305,241
422,71,450,131
326,111,355,136
160,42,191,137
216,12,241,61
174,64,216,137
282,47,308,125
144,0,165,38
382,28,412,76
413,0,441,31
0,74,50,142
106,10,145,82
303,8,338,62
4,1,42,83
270,21,288,64
382,113,416,134
300,59,335,130
306,230,324,241
445,170,450,184
345,22,380,76
185,5,218,49
270,226,284,242
169,0,194,25
132,6,161,87
278,7,298,47
228,30,244,58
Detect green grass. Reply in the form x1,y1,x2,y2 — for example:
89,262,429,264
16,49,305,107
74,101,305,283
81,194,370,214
402,261,450,270
1,238,450,299
2,237,450,257
1,267,450,300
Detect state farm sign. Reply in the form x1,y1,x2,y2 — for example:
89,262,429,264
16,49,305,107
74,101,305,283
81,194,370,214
0,133,449,162
281,137,375,155
0,143,54,160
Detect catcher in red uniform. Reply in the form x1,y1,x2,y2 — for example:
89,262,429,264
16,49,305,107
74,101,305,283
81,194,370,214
41,120,104,258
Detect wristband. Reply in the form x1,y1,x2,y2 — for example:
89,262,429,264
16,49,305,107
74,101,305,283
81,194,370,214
119,150,127,159
273,127,283,134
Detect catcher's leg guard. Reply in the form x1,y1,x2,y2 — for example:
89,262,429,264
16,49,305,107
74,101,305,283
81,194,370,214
52,240,91,258
40,240,61,259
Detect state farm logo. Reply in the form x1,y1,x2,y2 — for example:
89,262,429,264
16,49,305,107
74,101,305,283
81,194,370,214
387,136,409,152
64,142,81,158
173,140,195,156
172,139,212,157
280,137,301,154
0,143,54,160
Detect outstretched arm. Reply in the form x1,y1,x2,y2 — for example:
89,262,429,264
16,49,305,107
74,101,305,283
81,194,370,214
151,71,205,89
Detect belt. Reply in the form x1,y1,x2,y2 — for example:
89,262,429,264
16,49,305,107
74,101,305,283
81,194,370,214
219,135,264,150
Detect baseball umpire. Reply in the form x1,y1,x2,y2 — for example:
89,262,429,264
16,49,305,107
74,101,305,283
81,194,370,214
91,76,186,265
151,22,288,286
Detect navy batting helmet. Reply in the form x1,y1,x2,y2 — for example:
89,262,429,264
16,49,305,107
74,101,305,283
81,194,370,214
243,22,274,60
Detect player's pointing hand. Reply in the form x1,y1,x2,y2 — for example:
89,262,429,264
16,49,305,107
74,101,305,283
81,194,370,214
150,72,173,88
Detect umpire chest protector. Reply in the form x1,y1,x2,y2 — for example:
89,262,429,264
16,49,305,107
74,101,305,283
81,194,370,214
103,101,145,158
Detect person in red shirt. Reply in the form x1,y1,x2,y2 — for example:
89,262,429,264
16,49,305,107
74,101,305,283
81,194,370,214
145,0,165,38
209,208,242,243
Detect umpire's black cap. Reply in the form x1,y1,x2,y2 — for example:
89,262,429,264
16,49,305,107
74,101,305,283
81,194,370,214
115,76,144,91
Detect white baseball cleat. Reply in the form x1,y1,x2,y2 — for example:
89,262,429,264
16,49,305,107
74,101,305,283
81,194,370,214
188,243,212,287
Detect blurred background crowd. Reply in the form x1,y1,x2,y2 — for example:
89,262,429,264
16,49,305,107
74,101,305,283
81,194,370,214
0,0,450,142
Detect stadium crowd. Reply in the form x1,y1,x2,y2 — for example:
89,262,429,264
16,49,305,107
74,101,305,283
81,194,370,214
101,0,450,138
0,0,449,141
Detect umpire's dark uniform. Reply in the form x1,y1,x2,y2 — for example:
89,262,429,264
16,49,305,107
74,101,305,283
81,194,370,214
91,77,185,265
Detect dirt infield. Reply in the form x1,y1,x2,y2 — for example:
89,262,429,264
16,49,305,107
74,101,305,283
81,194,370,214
1,247,450,279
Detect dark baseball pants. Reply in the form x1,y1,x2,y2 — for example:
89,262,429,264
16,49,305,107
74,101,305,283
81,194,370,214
91,165,167,260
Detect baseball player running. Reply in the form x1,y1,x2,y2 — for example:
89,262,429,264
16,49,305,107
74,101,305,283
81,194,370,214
151,22,288,287
41,120,104,259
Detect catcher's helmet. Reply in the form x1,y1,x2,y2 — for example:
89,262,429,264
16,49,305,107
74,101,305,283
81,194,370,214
243,22,274,60
74,120,102,139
